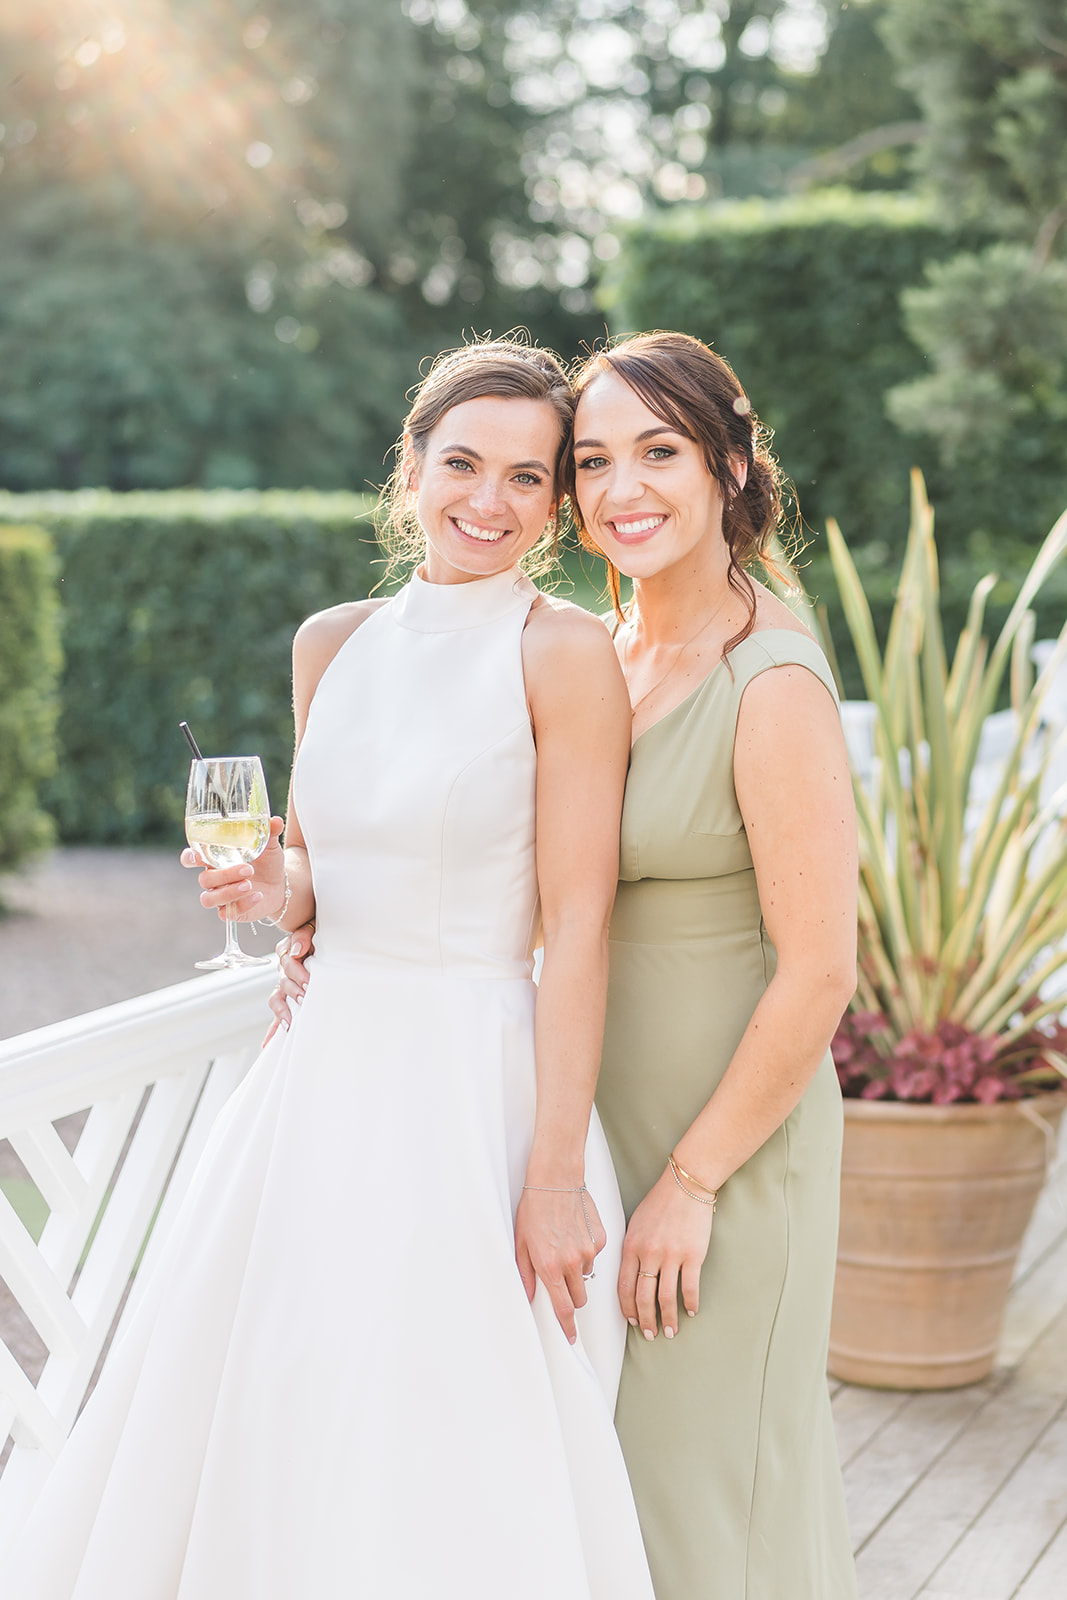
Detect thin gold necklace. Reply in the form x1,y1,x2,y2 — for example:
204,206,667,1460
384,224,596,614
622,594,731,716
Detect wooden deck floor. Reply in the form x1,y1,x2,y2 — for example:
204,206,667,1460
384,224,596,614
835,1144,1067,1600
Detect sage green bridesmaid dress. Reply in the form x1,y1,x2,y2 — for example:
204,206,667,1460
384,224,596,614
596,629,857,1600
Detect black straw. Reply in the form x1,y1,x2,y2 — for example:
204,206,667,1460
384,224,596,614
179,721,204,761
180,721,229,818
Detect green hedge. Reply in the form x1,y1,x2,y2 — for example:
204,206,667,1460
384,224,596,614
4,487,1063,850
0,525,61,873
602,189,991,553
0,492,378,843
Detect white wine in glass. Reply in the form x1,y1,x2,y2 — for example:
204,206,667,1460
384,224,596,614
185,755,275,969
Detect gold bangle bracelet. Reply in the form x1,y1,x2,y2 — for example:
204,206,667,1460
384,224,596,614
667,1156,716,1208
669,1152,718,1200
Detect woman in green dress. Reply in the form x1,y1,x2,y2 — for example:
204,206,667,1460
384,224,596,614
568,331,858,1600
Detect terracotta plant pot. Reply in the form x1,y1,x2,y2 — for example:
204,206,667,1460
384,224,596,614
828,1091,1067,1389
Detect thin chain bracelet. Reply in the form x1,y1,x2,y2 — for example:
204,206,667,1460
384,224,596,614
523,1183,598,1248
667,1154,717,1209
260,870,292,929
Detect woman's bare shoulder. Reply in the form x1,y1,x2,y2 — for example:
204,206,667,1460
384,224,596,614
526,589,616,638
523,593,630,739
748,581,818,643
294,598,388,671
524,591,623,671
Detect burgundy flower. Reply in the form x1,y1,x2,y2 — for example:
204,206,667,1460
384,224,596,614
832,1010,1059,1104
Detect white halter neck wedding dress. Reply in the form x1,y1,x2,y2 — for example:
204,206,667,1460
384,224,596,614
3,565,654,1599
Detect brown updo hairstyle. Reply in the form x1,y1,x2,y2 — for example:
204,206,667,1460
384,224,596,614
567,331,798,654
379,336,575,580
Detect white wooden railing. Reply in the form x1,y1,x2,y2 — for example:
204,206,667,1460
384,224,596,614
0,968,275,1548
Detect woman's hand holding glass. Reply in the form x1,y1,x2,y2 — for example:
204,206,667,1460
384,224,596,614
182,755,282,969
182,748,289,972
182,813,287,912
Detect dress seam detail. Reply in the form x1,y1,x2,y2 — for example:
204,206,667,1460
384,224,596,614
435,598,536,968
435,719,534,969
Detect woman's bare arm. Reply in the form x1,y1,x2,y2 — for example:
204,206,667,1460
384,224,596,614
620,664,857,1339
182,601,385,934
514,599,632,1344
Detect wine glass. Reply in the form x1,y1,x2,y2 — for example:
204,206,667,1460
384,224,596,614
185,755,275,970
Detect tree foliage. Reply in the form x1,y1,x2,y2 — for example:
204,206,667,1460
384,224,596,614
0,1,415,491
0,185,409,491
880,0,1067,235
880,0,1067,517
773,1,918,160
0,1,935,495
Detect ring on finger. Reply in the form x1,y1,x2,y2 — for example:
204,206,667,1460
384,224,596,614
638,1270,658,1279
582,1271,596,1282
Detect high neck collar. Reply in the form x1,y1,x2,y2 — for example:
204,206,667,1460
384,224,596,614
393,565,536,633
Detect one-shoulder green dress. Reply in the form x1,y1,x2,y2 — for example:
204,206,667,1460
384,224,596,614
596,630,856,1600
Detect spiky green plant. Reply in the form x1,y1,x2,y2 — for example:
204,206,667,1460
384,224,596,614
827,472,1067,1087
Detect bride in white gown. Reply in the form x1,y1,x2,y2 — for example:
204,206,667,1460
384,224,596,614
3,342,655,1599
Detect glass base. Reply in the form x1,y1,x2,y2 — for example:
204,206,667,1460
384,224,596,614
194,951,276,970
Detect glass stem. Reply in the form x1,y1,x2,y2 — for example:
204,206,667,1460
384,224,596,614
222,904,245,963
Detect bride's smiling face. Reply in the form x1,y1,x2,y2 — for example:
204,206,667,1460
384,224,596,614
408,395,562,584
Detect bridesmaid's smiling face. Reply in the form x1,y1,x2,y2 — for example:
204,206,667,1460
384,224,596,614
572,370,744,581
407,395,561,585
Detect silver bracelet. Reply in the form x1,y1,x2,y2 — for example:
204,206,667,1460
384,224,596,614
260,870,292,929
523,1183,597,1249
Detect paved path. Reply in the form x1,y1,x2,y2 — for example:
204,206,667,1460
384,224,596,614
0,846,279,1038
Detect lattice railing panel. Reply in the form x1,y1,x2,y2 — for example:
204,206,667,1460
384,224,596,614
0,968,275,1551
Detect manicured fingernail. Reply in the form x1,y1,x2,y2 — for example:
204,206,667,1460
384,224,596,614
687,1309,695,1317
627,1317,638,1327
665,1327,675,1339
643,1329,655,1341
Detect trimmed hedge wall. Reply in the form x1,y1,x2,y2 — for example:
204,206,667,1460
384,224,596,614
0,525,61,873
603,189,988,552
4,488,1063,849
0,492,377,843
